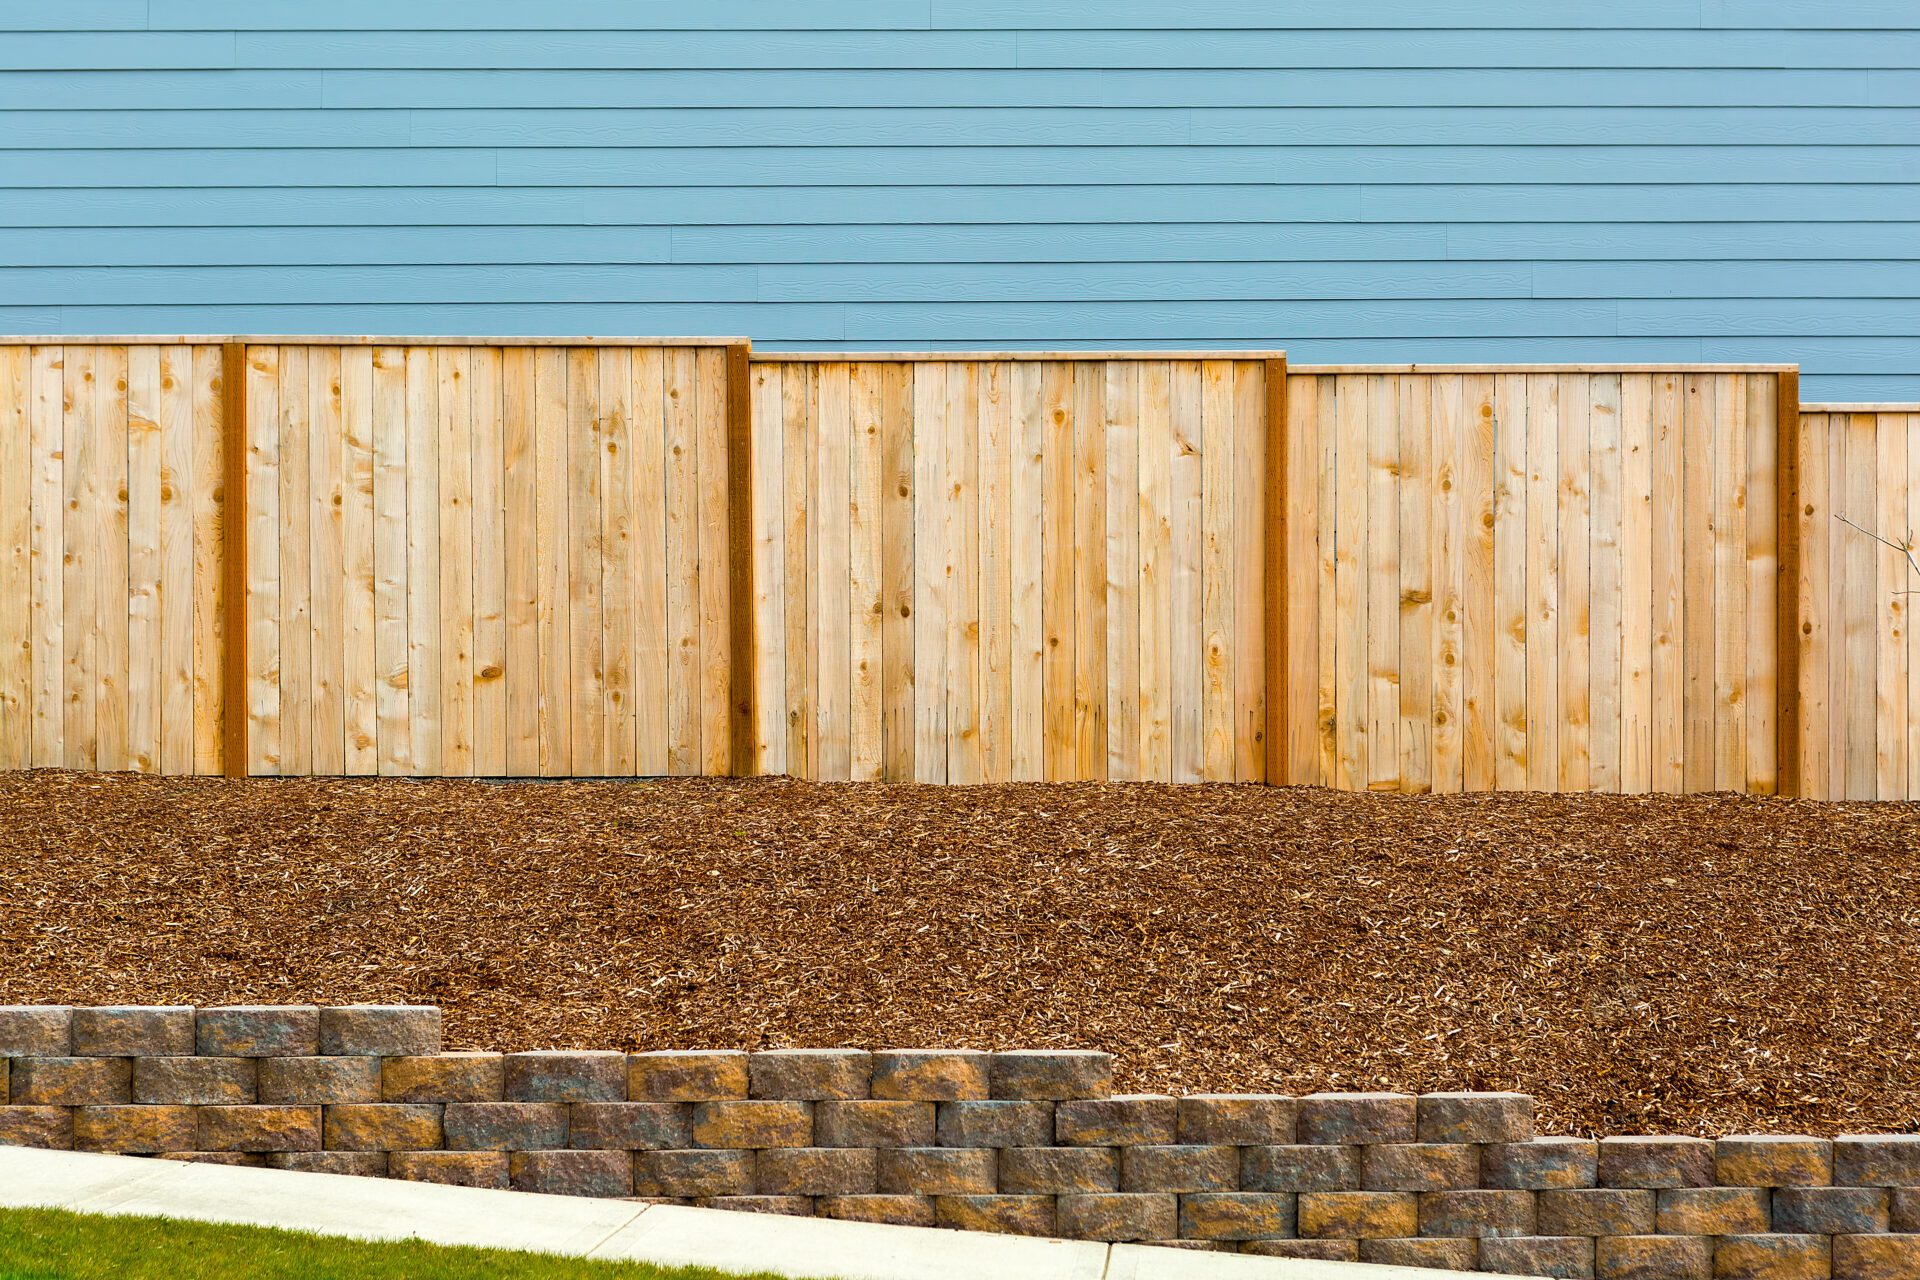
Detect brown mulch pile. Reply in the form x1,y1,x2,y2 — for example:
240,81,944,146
1,772,1916,1138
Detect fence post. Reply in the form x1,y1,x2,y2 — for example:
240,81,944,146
725,340,757,776
1264,354,1289,785
1774,365,1801,797
219,341,249,779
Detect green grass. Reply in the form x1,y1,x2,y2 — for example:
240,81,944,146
0,1207,793,1280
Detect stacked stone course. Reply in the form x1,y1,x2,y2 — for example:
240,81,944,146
4,1005,1918,1278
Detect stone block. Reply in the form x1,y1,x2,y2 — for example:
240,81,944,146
132,1056,256,1105
441,1101,568,1150
70,1007,195,1057
266,1151,387,1176
633,1149,754,1197
1712,1235,1829,1280
934,1100,1051,1148
196,1104,321,1152
158,1152,267,1167
989,1050,1113,1101
813,1099,933,1148
503,1051,625,1103
1481,1236,1595,1279
1241,1144,1361,1192
1771,1187,1888,1235
508,1150,630,1197
748,1049,870,1101
1892,1188,1920,1231
1833,1235,1920,1280
877,1147,997,1195
319,1005,442,1056
997,1146,1118,1194
256,1056,381,1104
11,1057,131,1106
568,1102,691,1150
1484,1138,1600,1190
690,1099,813,1148
934,1194,1055,1237
1597,1235,1712,1280
1120,1145,1238,1193
1241,1240,1360,1261
0,1059,6,1104
1417,1092,1534,1144
1834,1135,1920,1187
1297,1191,1419,1239
754,1146,876,1195
1658,1187,1771,1234
1178,1192,1298,1241
815,1194,935,1227
1297,1093,1417,1145
1362,1143,1480,1191
72,1105,197,1153
381,1053,504,1103
1599,1136,1716,1188
0,1106,71,1148
628,1050,748,1102
695,1196,812,1216
1055,1095,1178,1146
1716,1137,1833,1188
1056,1192,1177,1242
389,1151,508,1188
870,1050,989,1102
1176,1095,1296,1146
1362,1238,1478,1271
1538,1188,1658,1236
195,1006,319,1057
322,1102,443,1151
0,1007,70,1056
1419,1189,1537,1238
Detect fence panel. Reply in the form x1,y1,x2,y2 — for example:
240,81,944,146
748,353,1276,784
1798,405,1920,801
1278,366,1789,795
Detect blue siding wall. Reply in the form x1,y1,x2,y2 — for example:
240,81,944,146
3,1,1918,400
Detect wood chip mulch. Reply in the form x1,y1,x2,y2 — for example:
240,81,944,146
2,772,1916,1139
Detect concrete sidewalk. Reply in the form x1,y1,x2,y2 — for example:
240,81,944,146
0,1146,1500,1280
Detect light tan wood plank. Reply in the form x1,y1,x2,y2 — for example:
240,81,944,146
1872,404,1907,798
1166,362,1205,784
1842,412,1877,798
1365,373,1400,791
1396,374,1433,793
1200,360,1237,783
911,363,948,781
339,347,378,775
1617,375,1654,794
1008,361,1044,781
811,362,852,780
238,345,277,774
272,346,310,775
0,348,30,769
849,362,887,781
189,347,226,774
1460,374,1497,792
1797,415,1833,800
1137,360,1174,782
1908,413,1920,801
1232,362,1267,783
1492,373,1529,791
978,359,1014,782
1039,361,1075,781
1711,375,1746,792
1282,372,1321,786
1556,373,1591,791
1428,373,1464,793
469,347,506,777
1649,374,1686,793
1315,376,1341,787
306,346,346,775
1680,374,1716,792
1743,375,1779,796
749,361,787,776
93,346,130,771
1104,360,1141,782
695,347,730,776
563,348,602,775
662,348,700,776
124,347,162,773
500,349,540,774
598,347,636,775
29,348,65,766
1523,372,1560,792
404,346,441,774
1333,375,1369,791
780,363,813,776
370,346,411,776
946,360,982,783
631,348,669,777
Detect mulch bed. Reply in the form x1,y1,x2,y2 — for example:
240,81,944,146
1,771,1916,1139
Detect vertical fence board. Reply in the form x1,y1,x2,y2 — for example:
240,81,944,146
307,346,345,776
599,347,636,777
1008,362,1044,782
632,349,669,777
30,347,64,767
470,347,506,778
1397,375,1433,793
979,360,1014,783
1105,360,1141,782
849,362,887,781
339,347,378,775
125,346,162,774
1138,360,1173,782
274,346,310,777
0,349,28,770
1618,375,1654,793
371,346,411,777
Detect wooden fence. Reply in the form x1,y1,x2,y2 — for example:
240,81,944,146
1798,403,1920,801
6,337,1917,800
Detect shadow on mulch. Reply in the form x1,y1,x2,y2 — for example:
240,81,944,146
2,771,1916,1138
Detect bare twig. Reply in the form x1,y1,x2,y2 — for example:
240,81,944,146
1833,514,1920,594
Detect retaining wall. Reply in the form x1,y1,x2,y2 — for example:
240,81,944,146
2,1004,1916,1279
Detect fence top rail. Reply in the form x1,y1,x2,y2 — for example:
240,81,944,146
0,335,750,348
1802,402,1920,413
751,348,1288,363
1290,362,1797,374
